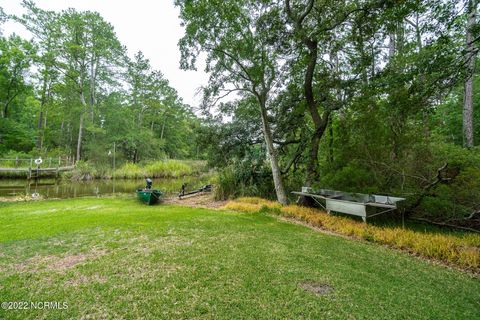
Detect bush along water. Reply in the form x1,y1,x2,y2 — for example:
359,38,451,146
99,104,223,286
64,160,208,181
213,159,283,201
113,160,206,179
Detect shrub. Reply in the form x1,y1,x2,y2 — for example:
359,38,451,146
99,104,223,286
0,150,32,168
416,163,480,222
112,160,196,179
319,162,380,194
144,160,193,178
214,161,276,200
223,198,480,270
224,197,282,212
223,202,262,213
214,166,237,200
68,160,98,181
113,162,146,179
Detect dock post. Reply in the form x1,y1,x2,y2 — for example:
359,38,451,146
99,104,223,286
56,157,60,178
28,159,33,179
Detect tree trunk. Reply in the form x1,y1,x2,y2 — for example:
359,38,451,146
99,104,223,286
76,90,87,161
133,148,138,163
412,14,430,138
388,32,396,59
37,109,44,149
285,4,334,193
258,94,288,205
76,112,84,162
89,58,97,122
3,95,18,118
464,0,477,148
302,39,330,187
305,135,320,187
36,70,49,150
43,107,48,145
328,123,334,163
160,116,166,140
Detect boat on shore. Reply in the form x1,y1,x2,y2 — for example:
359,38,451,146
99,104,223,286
136,178,162,205
136,188,162,205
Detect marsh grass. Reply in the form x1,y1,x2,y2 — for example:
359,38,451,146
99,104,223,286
144,160,193,178
113,160,206,179
225,198,480,270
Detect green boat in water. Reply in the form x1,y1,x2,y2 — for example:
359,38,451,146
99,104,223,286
136,178,162,205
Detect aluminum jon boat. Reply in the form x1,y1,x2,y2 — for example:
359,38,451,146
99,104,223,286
292,188,405,222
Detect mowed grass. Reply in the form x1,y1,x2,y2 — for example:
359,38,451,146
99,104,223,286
0,199,479,319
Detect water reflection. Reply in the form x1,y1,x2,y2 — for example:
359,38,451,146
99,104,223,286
0,175,212,199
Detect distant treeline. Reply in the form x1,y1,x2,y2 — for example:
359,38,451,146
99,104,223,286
0,1,202,166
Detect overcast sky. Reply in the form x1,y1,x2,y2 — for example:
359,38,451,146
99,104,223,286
0,0,209,108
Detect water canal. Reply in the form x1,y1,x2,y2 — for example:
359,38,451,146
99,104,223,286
0,175,212,199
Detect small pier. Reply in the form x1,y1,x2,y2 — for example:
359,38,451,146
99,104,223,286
0,157,76,179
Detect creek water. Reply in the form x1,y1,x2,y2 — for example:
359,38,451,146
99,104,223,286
0,175,212,199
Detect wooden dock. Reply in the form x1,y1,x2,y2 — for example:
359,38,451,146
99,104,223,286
0,157,76,179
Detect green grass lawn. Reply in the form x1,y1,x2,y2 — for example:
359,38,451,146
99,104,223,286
0,198,479,319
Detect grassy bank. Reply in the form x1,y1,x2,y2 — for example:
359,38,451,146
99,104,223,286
113,160,206,179
224,197,480,271
0,198,479,319
64,159,208,180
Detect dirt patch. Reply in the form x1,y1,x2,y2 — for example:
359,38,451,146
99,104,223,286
0,195,44,202
84,205,103,210
65,273,108,286
47,254,89,270
299,281,334,296
163,193,227,209
17,248,107,272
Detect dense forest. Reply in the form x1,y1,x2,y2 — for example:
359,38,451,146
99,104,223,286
0,1,201,165
1,1,480,228
177,0,480,228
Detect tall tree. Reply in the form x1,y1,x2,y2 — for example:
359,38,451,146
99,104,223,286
464,0,477,148
176,0,288,204
56,9,124,161
17,1,61,150
0,35,34,118
284,0,387,187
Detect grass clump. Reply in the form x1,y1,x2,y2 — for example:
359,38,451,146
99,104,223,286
145,160,192,178
113,160,204,179
113,162,146,179
224,198,480,270
223,197,282,213
223,201,262,213
66,160,100,180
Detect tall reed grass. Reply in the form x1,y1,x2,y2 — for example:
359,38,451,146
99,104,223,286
223,197,480,270
113,160,206,179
